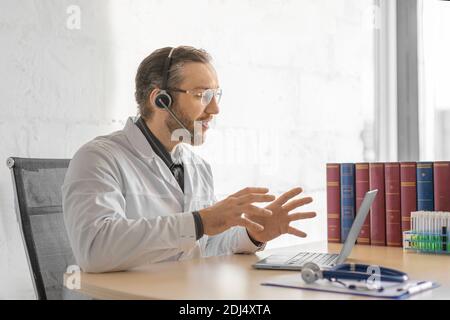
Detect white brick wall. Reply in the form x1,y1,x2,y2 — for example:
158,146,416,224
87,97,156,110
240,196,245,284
0,0,375,299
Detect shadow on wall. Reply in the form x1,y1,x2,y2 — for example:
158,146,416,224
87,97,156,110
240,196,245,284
0,0,113,299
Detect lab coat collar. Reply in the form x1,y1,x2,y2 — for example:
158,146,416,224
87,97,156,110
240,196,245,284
124,116,189,164
124,116,156,159
123,116,189,197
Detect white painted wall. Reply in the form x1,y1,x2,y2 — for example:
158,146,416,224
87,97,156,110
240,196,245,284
0,0,375,299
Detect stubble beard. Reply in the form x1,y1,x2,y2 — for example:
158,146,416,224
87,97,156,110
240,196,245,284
165,105,206,146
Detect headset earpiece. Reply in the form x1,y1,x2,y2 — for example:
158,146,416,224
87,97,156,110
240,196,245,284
153,47,191,136
154,46,175,110
154,90,173,109
154,47,176,110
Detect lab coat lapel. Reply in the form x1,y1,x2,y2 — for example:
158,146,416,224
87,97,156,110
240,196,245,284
123,117,184,205
181,147,212,212
181,149,194,197
153,156,184,197
182,150,195,212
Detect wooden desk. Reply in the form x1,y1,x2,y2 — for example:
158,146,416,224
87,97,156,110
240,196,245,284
64,241,450,299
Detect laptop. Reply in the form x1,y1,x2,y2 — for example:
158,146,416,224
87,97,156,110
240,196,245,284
253,189,378,271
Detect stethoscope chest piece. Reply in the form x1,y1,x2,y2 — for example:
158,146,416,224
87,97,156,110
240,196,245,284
301,262,323,284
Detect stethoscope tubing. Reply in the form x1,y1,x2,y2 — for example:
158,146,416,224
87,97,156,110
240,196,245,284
322,264,408,283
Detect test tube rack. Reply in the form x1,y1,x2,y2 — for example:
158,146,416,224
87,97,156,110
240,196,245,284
403,230,450,254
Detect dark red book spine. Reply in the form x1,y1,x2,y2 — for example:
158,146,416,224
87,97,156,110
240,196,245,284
355,163,370,245
327,164,341,243
385,163,402,247
400,162,417,234
434,161,450,211
369,163,386,246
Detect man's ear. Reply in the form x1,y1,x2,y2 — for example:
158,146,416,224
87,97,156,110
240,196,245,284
148,88,160,108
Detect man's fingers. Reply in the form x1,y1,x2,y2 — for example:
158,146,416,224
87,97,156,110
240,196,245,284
230,187,269,198
238,215,264,233
288,211,317,222
271,187,303,206
241,204,272,217
287,226,307,238
282,196,313,212
237,193,276,205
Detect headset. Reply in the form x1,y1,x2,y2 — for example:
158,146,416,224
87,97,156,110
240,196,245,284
301,262,408,286
153,47,192,135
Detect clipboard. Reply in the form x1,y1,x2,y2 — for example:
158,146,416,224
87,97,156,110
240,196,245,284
261,274,439,299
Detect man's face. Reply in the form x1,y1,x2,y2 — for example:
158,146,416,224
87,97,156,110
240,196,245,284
165,62,220,145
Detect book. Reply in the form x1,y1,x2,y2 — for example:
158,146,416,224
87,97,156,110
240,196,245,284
385,163,402,247
417,162,434,211
433,161,450,211
326,163,341,243
400,162,417,234
355,163,370,245
369,163,386,246
340,164,355,243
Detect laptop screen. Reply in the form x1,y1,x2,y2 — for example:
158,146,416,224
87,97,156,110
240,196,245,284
335,189,378,265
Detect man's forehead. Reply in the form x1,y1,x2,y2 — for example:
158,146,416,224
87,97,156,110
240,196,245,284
180,62,219,89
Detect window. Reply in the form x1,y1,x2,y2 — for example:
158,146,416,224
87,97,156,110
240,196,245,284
419,0,450,160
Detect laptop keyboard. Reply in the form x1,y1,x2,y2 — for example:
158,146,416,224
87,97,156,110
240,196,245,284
286,252,339,267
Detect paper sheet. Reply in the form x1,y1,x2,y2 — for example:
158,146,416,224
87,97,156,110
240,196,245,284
261,274,439,299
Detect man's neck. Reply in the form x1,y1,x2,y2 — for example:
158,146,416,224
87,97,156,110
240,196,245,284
144,118,179,152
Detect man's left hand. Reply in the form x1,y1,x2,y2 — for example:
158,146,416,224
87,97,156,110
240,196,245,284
246,187,316,244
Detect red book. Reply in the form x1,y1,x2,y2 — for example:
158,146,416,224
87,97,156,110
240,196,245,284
400,162,417,234
355,163,370,245
327,164,341,243
385,163,402,247
434,161,450,211
369,163,386,246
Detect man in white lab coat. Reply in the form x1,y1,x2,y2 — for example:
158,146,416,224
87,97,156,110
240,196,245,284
62,46,316,273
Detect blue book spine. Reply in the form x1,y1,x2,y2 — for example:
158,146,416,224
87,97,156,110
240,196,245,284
340,163,355,242
417,162,434,211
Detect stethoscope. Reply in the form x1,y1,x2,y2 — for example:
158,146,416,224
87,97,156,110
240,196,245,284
301,262,409,292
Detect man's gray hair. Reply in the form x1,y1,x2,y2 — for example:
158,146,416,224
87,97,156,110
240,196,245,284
135,46,212,120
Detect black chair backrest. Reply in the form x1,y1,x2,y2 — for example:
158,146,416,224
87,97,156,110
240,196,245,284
7,157,76,300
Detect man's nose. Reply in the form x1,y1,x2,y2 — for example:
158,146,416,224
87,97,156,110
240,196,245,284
206,96,220,115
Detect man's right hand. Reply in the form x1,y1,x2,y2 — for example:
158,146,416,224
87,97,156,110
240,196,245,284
199,187,275,236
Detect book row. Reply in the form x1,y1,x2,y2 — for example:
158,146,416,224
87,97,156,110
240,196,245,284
326,162,450,246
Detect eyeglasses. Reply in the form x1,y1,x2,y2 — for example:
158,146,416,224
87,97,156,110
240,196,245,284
168,87,222,106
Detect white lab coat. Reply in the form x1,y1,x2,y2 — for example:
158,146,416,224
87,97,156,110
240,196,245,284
62,116,261,273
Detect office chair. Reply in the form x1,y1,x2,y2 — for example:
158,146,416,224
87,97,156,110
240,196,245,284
7,157,88,300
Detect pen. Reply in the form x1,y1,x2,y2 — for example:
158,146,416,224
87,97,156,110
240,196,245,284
406,281,433,295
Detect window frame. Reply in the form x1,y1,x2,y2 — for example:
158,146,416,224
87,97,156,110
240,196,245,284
374,0,421,162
